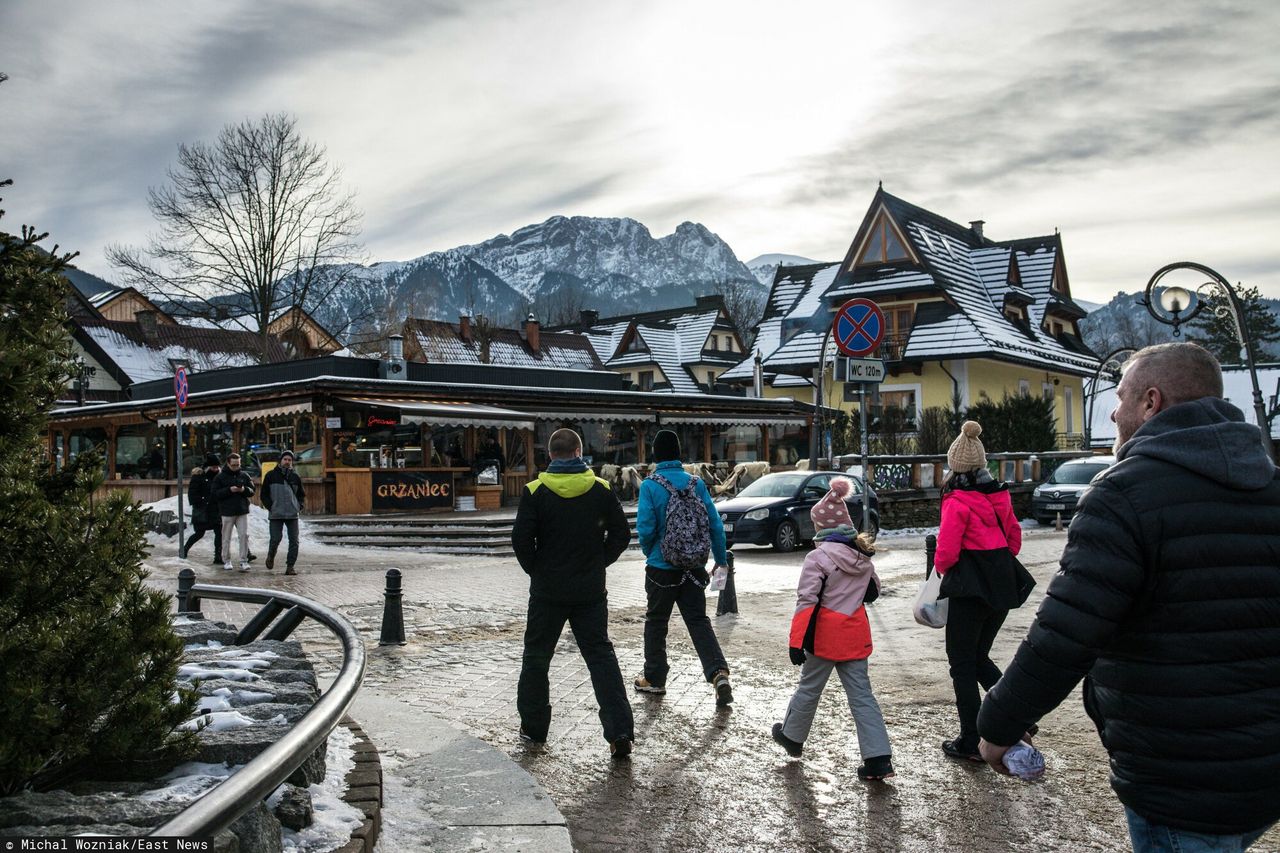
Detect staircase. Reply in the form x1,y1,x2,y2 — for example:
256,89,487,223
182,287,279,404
309,508,640,557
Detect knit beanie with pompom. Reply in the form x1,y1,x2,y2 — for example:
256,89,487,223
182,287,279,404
810,476,856,532
947,420,987,473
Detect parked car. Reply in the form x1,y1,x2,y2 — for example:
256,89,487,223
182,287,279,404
716,471,879,553
1031,455,1116,524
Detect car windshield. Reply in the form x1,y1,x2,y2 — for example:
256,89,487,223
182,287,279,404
737,473,806,499
1048,463,1109,485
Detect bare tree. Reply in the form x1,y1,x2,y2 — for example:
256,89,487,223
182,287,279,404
711,277,767,347
344,271,434,356
108,113,365,362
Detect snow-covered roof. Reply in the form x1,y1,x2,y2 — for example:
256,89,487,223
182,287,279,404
78,320,281,384
1087,365,1280,445
405,318,604,371
720,263,839,382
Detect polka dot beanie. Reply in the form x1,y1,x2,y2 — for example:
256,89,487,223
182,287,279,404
810,476,856,532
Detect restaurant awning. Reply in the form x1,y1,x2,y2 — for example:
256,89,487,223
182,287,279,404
229,400,313,422
157,410,228,427
527,410,656,424
338,398,535,430
658,414,810,427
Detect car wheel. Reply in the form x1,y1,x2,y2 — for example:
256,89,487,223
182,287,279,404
773,519,800,553
858,511,880,540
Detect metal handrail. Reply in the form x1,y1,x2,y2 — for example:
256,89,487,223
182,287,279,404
151,581,367,839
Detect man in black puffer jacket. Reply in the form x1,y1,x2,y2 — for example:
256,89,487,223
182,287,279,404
977,343,1280,850
512,428,633,759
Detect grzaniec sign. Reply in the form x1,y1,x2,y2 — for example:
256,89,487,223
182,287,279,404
372,470,453,510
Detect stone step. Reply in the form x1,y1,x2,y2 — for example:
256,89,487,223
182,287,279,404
315,523,639,539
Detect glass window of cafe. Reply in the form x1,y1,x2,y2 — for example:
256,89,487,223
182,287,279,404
581,421,639,466
768,423,808,466
710,424,764,464
331,407,428,468
68,427,108,476
181,423,233,475
115,424,169,479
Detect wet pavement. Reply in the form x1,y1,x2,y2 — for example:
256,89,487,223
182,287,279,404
147,527,1280,853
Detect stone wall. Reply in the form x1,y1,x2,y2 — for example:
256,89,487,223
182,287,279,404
877,483,1035,530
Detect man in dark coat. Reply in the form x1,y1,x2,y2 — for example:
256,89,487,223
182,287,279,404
212,452,256,572
977,343,1280,850
261,450,305,575
183,454,223,563
512,428,634,758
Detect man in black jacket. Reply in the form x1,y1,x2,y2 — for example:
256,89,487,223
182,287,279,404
512,428,634,758
977,343,1280,850
262,450,305,575
212,452,256,572
183,454,223,563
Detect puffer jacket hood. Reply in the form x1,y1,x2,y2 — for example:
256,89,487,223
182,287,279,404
534,470,603,499
1118,397,1275,490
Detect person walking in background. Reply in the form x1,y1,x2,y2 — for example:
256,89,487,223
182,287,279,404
634,429,734,706
183,454,222,563
262,449,304,575
212,452,255,572
771,477,894,781
978,343,1280,852
512,428,635,759
935,420,1033,762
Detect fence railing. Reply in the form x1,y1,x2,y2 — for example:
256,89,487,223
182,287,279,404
150,571,366,839
834,450,1095,492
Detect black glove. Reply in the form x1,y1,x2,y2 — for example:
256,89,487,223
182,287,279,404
864,577,880,605
789,647,806,666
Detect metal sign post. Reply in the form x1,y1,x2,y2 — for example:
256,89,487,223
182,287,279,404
831,299,886,525
174,367,189,557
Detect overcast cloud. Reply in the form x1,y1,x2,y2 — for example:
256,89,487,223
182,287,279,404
1,0,1276,302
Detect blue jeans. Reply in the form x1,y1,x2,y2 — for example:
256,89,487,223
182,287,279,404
1126,807,1274,853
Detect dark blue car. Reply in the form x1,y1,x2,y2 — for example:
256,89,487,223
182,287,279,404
715,471,879,552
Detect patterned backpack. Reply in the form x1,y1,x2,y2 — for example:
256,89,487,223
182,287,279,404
651,473,711,569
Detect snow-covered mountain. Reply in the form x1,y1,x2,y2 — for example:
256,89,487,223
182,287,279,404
313,216,763,334
744,253,821,287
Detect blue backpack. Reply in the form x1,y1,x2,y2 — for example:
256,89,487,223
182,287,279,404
651,473,711,569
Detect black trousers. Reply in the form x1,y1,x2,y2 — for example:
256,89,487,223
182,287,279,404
517,595,633,743
268,518,300,568
642,566,728,685
183,521,222,560
944,596,1008,745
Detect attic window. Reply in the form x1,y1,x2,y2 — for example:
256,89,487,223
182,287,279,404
1004,305,1026,323
625,334,648,353
855,212,912,267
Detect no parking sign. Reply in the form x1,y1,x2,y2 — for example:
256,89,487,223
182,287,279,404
174,366,189,409
833,298,886,357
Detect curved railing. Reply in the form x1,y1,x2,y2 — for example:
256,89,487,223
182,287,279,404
151,572,367,839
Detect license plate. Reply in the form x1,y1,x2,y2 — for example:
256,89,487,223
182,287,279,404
1045,503,1066,511
722,523,734,532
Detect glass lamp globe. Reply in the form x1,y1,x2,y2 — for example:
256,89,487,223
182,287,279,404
1159,286,1194,316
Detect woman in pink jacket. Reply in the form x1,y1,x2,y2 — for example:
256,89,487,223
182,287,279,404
934,421,1033,762
771,477,894,781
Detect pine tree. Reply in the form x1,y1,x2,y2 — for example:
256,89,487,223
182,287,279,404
0,182,196,793
1185,285,1280,364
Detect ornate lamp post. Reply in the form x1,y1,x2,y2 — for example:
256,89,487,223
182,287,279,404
1141,261,1275,463
1084,347,1136,451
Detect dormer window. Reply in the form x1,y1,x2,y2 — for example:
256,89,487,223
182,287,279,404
855,210,913,267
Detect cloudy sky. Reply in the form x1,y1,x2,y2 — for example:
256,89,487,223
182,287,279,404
2,0,1277,303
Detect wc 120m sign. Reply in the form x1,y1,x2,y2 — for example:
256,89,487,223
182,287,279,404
372,470,453,510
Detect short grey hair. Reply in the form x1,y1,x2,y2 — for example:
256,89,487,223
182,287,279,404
1122,342,1223,406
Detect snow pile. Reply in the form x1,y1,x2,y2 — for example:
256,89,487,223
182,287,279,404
179,710,259,732
275,724,365,852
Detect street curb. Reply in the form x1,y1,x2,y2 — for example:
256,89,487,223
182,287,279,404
334,715,383,853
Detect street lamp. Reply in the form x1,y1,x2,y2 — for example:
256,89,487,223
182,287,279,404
1084,347,1136,451
1141,261,1276,463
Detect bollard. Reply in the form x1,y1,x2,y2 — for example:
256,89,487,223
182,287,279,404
177,567,201,615
925,534,937,577
1054,511,1064,532
379,568,407,646
716,551,738,616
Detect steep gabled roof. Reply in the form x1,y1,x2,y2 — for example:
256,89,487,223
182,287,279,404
720,263,839,382
404,318,604,371
75,317,286,385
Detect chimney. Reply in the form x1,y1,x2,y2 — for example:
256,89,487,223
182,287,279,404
969,220,985,240
379,334,406,379
578,308,599,329
524,313,541,354
459,314,472,343
135,309,159,340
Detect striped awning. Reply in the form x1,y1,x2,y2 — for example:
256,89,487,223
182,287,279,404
228,400,313,422
527,410,656,424
337,398,535,430
157,410,227,428
658,414,809,427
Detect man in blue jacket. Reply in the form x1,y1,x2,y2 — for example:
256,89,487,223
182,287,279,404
634,429,733,706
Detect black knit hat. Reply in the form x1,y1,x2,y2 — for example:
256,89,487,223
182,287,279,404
205,453,221,467
279,449,295,461
653,429,681,463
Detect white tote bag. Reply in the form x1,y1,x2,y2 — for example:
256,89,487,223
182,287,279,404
913,567,948,628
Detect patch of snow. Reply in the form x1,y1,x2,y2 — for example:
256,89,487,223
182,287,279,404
180,710,259,732
178,663,261,682
277,724,365,852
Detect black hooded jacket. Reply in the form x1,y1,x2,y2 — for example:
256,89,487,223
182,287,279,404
978,398,1280,834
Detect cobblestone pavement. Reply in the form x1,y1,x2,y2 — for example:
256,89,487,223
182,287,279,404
147,530,1280,853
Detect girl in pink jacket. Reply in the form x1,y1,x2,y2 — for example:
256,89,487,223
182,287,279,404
770,477,894,781
935,421,1032,762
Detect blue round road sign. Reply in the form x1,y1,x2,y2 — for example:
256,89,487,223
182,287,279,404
833,298,886,357
174,367,189,408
